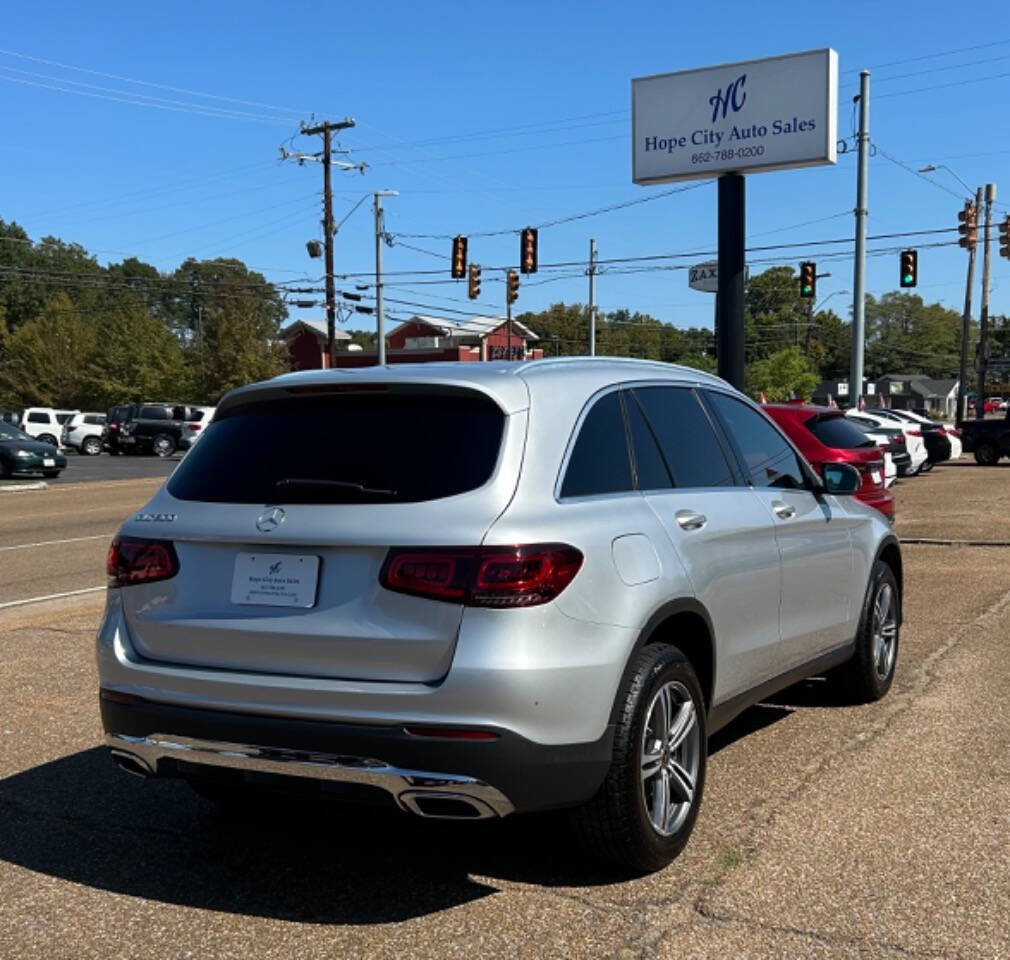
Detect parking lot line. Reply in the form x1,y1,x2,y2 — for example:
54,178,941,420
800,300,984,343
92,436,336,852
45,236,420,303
0,534,113,553
0,585,105,610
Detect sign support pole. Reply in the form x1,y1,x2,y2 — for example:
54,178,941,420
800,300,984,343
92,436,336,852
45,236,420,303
717,173,746,390
849,70,870,407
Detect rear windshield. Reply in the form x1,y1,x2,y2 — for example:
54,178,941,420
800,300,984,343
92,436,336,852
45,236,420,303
167,390,506,504
806,415,875,450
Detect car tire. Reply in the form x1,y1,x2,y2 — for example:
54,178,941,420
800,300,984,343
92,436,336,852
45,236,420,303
570,644,706,874
38,434,57,447
82,436,102,456
42,470,60,478
0,459,10,479
919,460,934,473
832,560,899,704
152,434,175,458
974,441,999,466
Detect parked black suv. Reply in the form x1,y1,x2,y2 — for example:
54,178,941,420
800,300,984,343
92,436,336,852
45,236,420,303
102,404,132,455
116,403,195,457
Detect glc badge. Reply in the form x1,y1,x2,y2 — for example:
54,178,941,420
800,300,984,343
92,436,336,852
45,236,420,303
256,506,286,532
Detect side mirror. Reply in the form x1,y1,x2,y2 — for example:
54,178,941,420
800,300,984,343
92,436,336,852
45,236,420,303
822,462,861,495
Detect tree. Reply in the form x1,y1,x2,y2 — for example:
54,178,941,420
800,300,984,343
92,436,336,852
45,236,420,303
0,294,96,408
746,346,819,402
864,292,961,379
165,259,287,402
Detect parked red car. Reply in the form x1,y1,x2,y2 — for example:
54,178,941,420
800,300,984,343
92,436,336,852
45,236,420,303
764,403,894,522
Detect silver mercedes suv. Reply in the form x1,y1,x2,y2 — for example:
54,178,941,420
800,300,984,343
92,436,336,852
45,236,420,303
98,358,901,872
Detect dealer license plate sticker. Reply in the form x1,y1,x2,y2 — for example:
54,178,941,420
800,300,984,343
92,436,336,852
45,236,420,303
230,553,319,608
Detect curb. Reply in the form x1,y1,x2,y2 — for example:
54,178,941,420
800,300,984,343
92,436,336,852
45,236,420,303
0,481,48,493
902,537,1010,548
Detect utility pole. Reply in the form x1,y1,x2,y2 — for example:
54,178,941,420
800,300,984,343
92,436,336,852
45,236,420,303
957,187,982,423
850,70,870,407
588,238,597,356
296,118,357,368
976,182,997,418
373,191,397,366
506,276,513,360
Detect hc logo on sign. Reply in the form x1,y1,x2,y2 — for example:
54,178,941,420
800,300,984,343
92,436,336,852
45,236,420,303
709,74,747,123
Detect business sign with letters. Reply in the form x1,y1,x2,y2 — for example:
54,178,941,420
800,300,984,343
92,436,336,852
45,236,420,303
688,260,748,293
632,49,838,184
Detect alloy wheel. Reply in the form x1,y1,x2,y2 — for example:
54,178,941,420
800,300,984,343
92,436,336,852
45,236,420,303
872,582,898,681
640,680,701,837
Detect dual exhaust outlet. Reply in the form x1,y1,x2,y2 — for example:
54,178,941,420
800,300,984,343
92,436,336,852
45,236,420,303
108,748,500,820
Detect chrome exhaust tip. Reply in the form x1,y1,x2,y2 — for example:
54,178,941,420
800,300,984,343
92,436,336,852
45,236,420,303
399,791,497,820
109,749,154,778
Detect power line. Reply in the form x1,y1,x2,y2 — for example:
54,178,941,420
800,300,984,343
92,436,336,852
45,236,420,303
841,38,1010,75
0,47,307,115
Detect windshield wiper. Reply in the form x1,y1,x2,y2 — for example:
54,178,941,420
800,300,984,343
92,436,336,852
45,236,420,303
274,478,399,497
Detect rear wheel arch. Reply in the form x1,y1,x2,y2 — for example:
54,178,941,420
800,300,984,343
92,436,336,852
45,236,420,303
611,599,715,724
875,537,903,621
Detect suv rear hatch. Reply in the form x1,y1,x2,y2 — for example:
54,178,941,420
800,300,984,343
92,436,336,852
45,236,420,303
116,382,526,684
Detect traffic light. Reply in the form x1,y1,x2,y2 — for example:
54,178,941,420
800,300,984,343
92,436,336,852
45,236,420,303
799,261,816,299
468,262,481,300
506,269,519,305
1000,216,1010,260
958,202,977,249
899,249,918,288
451,235,467,279
520,227,538,274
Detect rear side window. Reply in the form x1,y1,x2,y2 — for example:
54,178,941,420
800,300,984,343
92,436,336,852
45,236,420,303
84,415,105,425
560,392,633,498
27,412,50,424
140,405,171,420
623,392,672,490
168,390,506,504
706,393,806,490
807,415,875,449
55,413,75,424
632,387,737,488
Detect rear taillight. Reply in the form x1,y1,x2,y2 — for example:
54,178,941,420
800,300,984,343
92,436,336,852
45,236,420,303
108,423,119,432
107,537,179,587
907,429,922,437
188,423,200,431
380,544,583,608
947,428,961,437
893,434,906,444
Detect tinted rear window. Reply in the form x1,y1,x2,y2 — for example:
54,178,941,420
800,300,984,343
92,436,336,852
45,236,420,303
807,415,875,449
560,391,633,498
168,391,506,504
140,405,171,420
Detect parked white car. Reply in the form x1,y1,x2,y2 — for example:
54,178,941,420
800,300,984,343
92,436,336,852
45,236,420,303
883,409,963,459
21,408,79,448
61,412,108,456
182,405,216,446
846,409,928,475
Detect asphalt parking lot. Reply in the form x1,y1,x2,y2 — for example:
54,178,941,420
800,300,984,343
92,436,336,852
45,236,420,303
1,458,1009,958
2,451,180,487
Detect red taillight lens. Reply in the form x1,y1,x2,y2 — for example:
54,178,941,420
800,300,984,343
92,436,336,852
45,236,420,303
380,544,583,608
893,434,906,444
188,423,200,431
107,536,179,588
403,726,499,740
947,428,961,437
108,423,119,432
907,429,922,437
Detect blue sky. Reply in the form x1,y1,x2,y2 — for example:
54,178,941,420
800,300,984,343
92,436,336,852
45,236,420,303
2,0,1009,339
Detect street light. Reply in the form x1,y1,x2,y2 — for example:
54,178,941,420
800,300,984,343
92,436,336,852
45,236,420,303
814,289,850,312
918,164,974,198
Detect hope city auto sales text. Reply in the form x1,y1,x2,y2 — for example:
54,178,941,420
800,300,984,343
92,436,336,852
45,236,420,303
643,117,816,154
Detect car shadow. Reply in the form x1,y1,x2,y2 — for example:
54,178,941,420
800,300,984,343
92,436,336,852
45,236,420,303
0,680,847,920
0,747,633,923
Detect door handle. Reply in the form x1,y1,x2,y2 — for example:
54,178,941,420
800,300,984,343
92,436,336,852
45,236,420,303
771,501,796,519
675,509,707,531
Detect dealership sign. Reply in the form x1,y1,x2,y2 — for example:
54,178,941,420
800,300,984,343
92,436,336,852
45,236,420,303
688,260,748,293
632,49,838,184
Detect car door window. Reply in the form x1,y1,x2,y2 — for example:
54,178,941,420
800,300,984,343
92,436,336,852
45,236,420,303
27,412,50,424
623,391,672,490
632,387,738,488
706,392,806,490
560,391,633,498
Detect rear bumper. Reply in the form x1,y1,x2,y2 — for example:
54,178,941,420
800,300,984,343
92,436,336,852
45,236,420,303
100,693,613,815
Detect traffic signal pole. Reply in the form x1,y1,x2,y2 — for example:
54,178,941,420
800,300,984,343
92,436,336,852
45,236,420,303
957,187,982,423
716,174,745,390
588,238,597,356
849,70,870,407
976,183,997,418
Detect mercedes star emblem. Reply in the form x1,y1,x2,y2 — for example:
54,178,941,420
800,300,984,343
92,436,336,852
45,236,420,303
256,506,286,533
